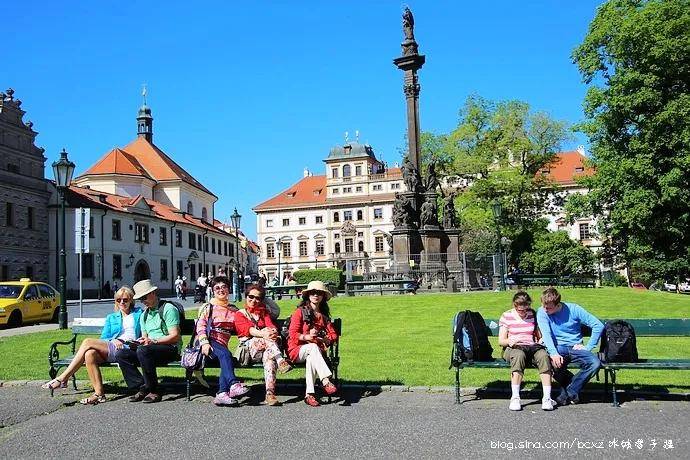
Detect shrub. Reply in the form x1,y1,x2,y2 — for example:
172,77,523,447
293,268,345,289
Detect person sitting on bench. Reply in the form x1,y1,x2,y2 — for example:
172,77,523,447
197,276,250,406
235,283,293,406
42,286,142,405
536,287,604,406
287,280,339,407
116,280,181,404
498,291,554,411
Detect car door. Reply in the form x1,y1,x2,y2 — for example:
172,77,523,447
22,285,42,321
37,284,57,321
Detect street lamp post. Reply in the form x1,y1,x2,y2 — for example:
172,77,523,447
230,208,242,301
491,200,506,292
52,149,75,329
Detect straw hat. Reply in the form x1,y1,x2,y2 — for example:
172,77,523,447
302,280,332,300
132,279,159,300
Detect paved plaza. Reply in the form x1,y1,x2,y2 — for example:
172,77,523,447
0,384,687,459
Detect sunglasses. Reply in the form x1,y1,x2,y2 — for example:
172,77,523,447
213,285,229,291
115,298,130,303
309,291,324,296
247,294,264,301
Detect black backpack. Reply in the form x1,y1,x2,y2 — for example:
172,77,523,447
599,320,638,363
450,310,494,366
280,306,315,355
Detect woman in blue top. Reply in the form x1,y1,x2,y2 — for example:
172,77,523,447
41,286,142,405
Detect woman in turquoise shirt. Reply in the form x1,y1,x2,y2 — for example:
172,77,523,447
42,286,142,405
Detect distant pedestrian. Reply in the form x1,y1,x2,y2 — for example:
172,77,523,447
174,276,183,299
102,280,111,298
181,276,188,301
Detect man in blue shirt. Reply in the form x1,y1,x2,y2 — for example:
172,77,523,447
536,287,604,405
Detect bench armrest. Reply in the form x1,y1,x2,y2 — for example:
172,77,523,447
48,334,78,378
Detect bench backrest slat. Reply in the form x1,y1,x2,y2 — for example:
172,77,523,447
484,318,690,337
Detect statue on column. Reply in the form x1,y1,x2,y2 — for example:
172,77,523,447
385,233,393,257
442,192,459,229
402,155,420,192
420,195,439,228
393,193,416,228
401,7,419,56
425,163,439,192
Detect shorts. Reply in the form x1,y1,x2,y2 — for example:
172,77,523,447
503,346,551,374
107,340,124,363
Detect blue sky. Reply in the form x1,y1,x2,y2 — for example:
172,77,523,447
3,1,602,239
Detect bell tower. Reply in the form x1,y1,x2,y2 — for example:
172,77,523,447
136,85,153,142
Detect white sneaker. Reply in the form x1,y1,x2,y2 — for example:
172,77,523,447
542,398,555,411
509,396,521,411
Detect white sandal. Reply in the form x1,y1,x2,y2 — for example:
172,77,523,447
41,378,66,390
79,393,106,405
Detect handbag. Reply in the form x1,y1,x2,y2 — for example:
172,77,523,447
181,303,213,371
235,340,252,367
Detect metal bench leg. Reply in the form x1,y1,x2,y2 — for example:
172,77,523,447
604,368,609,402
186,370,192,401
71,374,77,391
455,367,461,404
610,369,619,407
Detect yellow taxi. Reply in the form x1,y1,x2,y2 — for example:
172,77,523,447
0,279,60,328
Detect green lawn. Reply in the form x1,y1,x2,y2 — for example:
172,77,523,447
2,288,689,393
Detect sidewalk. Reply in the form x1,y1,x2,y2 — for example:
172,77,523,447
0,384,686,458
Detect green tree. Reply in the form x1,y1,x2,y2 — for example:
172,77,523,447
521,231,596,276
570,0,690,282
421,95,569,259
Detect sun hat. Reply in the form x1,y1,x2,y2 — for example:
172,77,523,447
302,280,332,300
132,279,159,300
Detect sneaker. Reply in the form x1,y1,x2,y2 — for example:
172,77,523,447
278,360,293,374
569,394,580,405
541,398,555,411
213,392,238,406
227,382,250,399
509,396,521,411
264,393,280,406
304,394,320,407
323,382,338,395
555,393,569,406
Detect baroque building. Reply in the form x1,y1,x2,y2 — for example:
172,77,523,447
254,141,403,280
0,89,51,281
48,101,244,298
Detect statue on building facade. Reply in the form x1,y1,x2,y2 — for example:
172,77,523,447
420,196,439,228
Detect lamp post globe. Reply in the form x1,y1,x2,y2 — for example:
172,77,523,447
231,208,242,301
52,149,75,329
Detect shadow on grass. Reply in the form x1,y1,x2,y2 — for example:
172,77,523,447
472,380,690,405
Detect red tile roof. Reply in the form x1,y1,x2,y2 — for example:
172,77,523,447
253,175,328,211
65,185,227,236
78,136,215,197
543,150,594,185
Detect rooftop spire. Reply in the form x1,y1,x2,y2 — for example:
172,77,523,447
136,84,153,142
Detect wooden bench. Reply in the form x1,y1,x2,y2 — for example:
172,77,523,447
345,279,416,296
507,274,596,289
451,317,690,406
48,313,342,401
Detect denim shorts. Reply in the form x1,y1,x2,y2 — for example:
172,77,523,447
106,340,120,363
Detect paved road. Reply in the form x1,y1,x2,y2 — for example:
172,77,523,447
0,385,687,459
0,297,202,338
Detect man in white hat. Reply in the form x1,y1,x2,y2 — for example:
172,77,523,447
115,279,182,403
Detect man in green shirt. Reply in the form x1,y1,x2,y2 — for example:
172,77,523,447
116,279,181,403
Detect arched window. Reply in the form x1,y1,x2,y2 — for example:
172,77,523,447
356,210,363,221
334,242,341,254
333,212,340,223
187,201,194,215
358,241,364,252
201,207,208,220
343,164,351,177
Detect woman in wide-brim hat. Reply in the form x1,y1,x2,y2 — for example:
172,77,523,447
287,280,339,407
